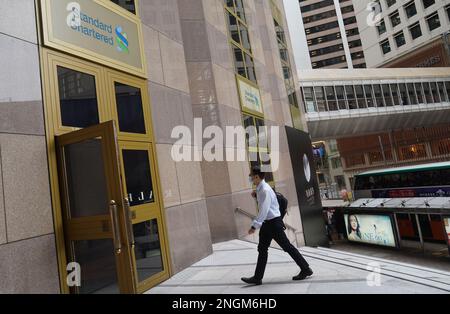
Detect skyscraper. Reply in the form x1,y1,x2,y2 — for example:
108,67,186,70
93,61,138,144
291,0,367,69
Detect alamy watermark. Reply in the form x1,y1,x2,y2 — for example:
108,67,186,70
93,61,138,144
366,262,382,287
366,1,383,27
170,118,280,172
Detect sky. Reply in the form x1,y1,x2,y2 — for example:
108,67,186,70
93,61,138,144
283,0,312,71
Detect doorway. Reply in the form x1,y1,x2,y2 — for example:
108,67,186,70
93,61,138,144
41,49,170,293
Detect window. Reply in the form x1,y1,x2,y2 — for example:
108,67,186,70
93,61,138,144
415,82,425,103
300,0,334,13
407,83,418,105
399,83,409,106
438,82,448,102
398,144,427,160
377,19,387,35
114,83,146,134
404,1,417,18
426,12,440,31
430,82,440,103
409,22,422,40
331,157,342,169
386,0,396,8
364,85,375,107
57,66,99,128
110,0,136,14
380,39,391,54
382,84,393,106
390,84,400,106
373,84,384,107
423,82,433,103
345,85,357,109
325,86,338,111
422,0,435,9
355,85,367,108
394,31,406,47
389,11,401,28
345,154,365,168
335,86,347,110
315,86,327,112
303,87,316,112
225,1,257,83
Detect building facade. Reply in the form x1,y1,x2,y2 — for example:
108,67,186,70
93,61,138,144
295,0,367,69
0,0,310,293
298,68,450,192
354,0,450,68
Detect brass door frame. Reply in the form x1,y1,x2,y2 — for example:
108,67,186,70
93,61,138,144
56,121,136,294
40,48,172,293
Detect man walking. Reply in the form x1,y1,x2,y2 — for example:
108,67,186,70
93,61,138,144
241,166,313,286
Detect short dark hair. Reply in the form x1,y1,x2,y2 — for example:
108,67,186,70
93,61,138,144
251,166,266,180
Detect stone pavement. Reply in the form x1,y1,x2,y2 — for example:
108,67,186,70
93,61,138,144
147,240,450,294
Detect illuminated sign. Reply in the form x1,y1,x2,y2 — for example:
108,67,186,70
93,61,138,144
345,214,397,248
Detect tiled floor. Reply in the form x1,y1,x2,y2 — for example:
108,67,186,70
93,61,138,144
147,240,450,294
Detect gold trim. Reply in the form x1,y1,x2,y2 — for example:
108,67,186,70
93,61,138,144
40,0,148,78
236,75,265,118
40,48,171,293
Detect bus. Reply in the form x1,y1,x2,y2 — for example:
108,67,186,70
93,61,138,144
353,161,450,199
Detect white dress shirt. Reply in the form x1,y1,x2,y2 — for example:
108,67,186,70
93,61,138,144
252,180,281,229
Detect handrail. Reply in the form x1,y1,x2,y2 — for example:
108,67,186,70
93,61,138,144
235,207,298,232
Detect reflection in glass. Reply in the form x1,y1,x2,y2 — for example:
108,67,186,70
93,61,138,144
57,66,99,128
114,83,146,134
133,219,164,283
72,239,119,294
64,139,109,218
123,150,155,207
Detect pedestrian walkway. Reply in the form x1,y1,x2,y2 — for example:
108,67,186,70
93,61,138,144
147,240,450,294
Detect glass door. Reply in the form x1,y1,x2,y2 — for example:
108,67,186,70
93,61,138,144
56,121,136,294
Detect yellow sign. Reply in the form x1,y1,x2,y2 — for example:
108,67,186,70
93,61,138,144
40,0,146,77
237,77,263,115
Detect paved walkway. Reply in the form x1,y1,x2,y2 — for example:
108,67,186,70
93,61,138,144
147,240,450,294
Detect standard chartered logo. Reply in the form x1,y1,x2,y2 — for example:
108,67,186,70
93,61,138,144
115,26,129,53
65,2,130,53
66,2,81,28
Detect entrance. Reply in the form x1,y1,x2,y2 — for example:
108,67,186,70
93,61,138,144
41,49,170,293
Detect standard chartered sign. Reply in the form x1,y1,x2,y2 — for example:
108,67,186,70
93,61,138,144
41,0,145,77
237,77,263,115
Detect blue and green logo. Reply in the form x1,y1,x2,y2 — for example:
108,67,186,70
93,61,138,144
115,26,129,53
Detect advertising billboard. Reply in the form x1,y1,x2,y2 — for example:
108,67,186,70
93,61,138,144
344,214,397,248
444,217,450,248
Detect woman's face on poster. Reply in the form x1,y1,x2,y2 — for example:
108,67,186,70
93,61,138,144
350,215,358,231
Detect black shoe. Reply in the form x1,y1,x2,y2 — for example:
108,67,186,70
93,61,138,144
241,277,262,285
293,268,313,281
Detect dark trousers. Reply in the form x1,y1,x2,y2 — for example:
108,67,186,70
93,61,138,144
254,217,309,280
